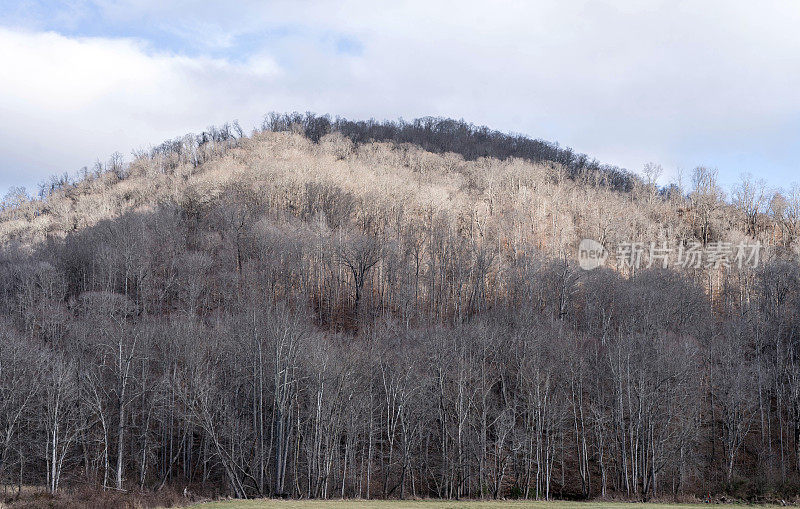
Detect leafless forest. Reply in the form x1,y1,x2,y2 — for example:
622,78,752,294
1,114,799,502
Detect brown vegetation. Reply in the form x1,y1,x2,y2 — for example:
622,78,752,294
0,115,799,504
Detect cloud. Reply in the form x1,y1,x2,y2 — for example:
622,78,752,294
0,28,284,191
1,1,800,193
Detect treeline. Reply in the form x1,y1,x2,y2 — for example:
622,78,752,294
0,118,798,503
262,112,638,191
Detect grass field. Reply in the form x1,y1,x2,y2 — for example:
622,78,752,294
189,501,758,509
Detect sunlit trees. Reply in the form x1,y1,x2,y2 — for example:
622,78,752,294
690,166,725,245
733,173,767,237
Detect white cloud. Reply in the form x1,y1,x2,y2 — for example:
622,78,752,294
0,28,284,190
1,1,800,192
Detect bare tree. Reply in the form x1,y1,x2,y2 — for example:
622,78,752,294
733,173,767,236
690,166,724,244
335,231,383,316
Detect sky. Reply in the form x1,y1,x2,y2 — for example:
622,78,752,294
1,0,799,197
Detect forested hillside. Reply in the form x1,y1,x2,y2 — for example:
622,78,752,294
1,114,799,504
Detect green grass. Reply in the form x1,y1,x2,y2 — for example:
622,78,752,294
189,501,762,509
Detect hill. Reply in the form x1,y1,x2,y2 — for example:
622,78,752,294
0,114,799,505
